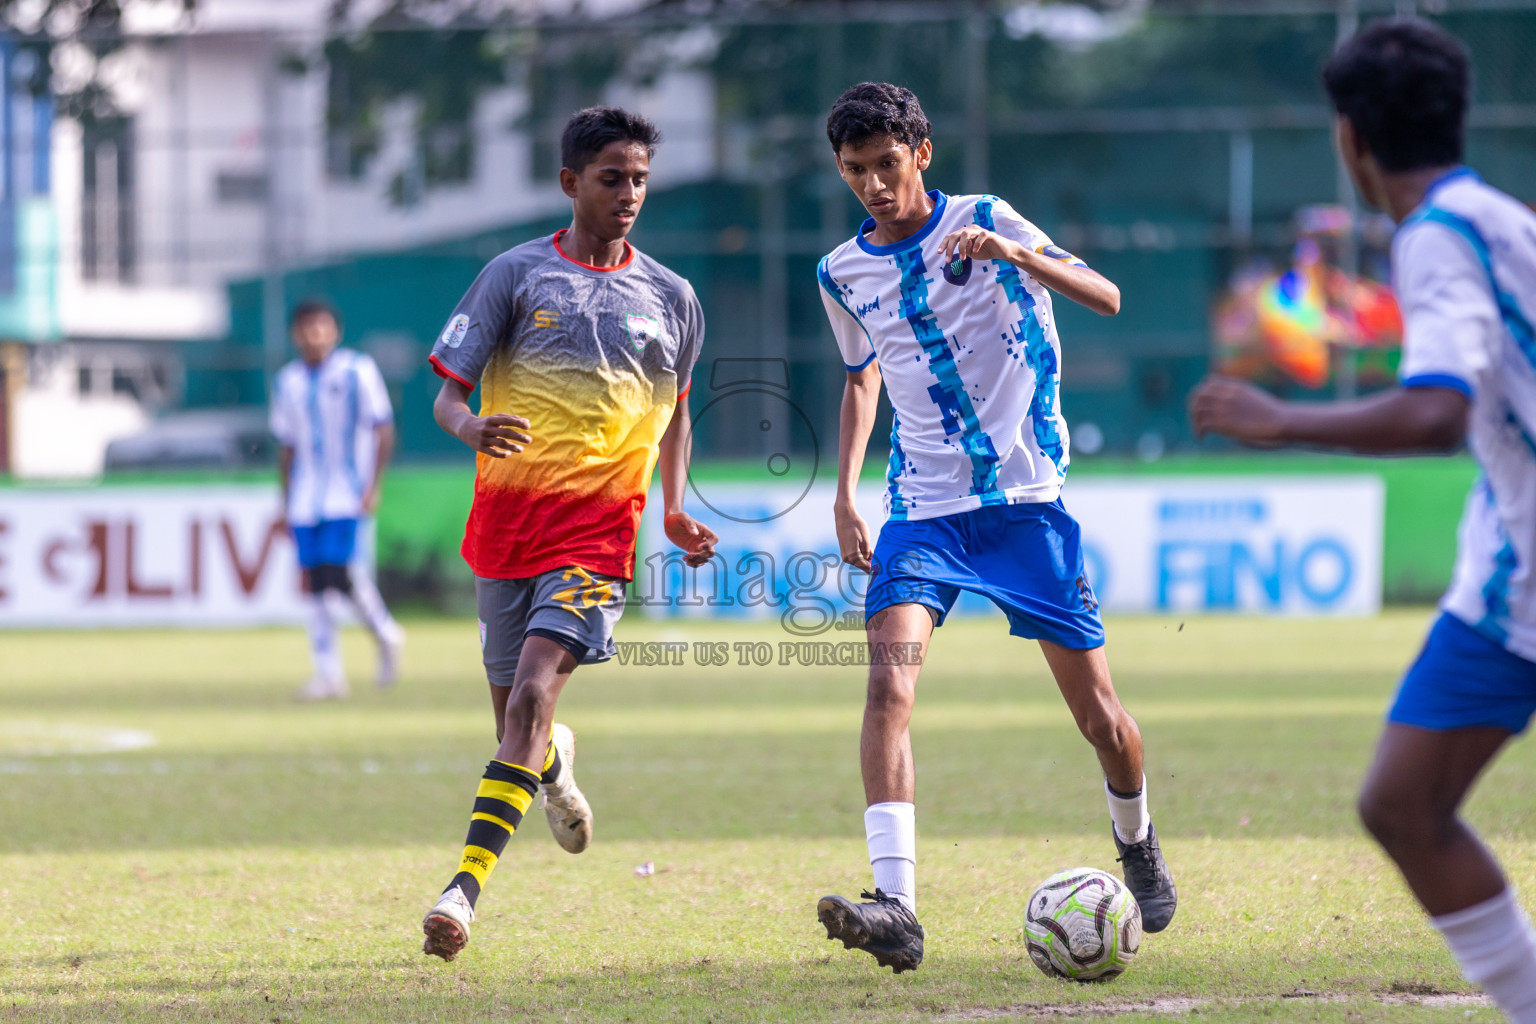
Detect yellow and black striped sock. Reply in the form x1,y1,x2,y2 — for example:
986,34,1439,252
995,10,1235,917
539,737,560,787
446,760,540,908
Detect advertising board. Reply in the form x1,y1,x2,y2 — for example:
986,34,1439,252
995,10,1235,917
0,486,328,626
637,476,1384,629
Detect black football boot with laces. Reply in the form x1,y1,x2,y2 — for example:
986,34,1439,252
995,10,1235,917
1114,822,1178,932
816,888,924,973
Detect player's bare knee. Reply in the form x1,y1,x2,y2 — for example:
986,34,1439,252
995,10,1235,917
865,668,916,719
1080,705,1132,754
504,679,557,731
1356,788,1393,844
1357,772,1402,835
1358,786,1443,852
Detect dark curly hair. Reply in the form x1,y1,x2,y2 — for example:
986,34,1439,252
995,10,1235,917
1323,18,1469,173
561,106,662,173
826,82,931,153
289,297,340,329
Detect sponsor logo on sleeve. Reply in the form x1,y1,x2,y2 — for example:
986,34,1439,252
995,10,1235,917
441,314,470,348
1037,244,1086,266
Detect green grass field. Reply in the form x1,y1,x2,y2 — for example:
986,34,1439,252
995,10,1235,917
3,611,1532,1022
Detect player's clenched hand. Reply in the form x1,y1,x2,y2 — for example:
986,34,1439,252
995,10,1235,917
835,502,873,573
938,226,1015,267
665,512,718,568
457,413,532,458
1189,376,1288,446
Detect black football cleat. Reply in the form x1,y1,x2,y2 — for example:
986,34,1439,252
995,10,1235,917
816,888,924,974
1114,822,1178,933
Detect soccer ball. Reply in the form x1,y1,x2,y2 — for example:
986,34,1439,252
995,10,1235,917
1023,867,1142,982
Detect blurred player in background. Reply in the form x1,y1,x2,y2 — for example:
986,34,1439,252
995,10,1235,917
271,298,405,701
419,106,717,961
1193,20,1536,1021
815,83,1177,974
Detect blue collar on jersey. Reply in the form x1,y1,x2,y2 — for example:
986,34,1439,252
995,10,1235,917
1422,165,1481,205
303,348,345,375
856,190,948,256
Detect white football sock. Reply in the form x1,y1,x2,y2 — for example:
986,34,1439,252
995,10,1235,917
865,801,916,914
347,568,400,644
305,592,344,682
1106,776,1150,844
1433,888,1536,1023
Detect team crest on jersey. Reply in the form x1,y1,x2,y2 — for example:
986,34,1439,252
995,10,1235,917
626,313,661,352
942,255,974,286
441,314,470,348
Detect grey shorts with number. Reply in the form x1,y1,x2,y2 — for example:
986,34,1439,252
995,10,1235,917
475,567,626,687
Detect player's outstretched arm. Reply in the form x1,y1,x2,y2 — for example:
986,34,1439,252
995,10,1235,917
432,377,533,458
938,226,1120,316
835,361,882,572
658,398,718,568
1189,376,1468,454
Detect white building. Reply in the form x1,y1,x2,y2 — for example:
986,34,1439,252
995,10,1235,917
5,0,716,478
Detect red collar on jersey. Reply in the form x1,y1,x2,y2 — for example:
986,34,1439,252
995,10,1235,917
552,229,635,272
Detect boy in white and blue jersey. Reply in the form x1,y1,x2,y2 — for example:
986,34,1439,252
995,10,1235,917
1400,171,1536,661
271,299,405,701
1194,20,1536,1021
813,83,1176,974
821,191,1084,516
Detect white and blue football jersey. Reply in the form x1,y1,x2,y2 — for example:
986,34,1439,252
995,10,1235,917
818,190,1089,521
1394,168,1536,662
270,348,394,527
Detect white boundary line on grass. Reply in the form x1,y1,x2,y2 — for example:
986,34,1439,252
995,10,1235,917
935,991,1493,1020
0,722,158,757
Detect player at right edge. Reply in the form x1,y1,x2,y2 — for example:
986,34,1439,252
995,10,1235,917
1194,20,1536,1022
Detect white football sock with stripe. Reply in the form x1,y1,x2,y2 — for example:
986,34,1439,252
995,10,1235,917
305,592,344,682
865,801,916,914
1433,888,1536,1023
348,568,400,643
1106,776,1150,844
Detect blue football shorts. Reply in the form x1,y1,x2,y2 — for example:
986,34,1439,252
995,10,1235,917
1388,611,1536,734
291,518,359,569
864,499,1105,650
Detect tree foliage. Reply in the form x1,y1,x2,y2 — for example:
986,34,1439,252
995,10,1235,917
320,2,517,203
0,0,193,34
0,0,197,123
322,24,508,202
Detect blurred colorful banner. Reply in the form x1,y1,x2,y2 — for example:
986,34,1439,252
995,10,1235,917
1214,206,1401,391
